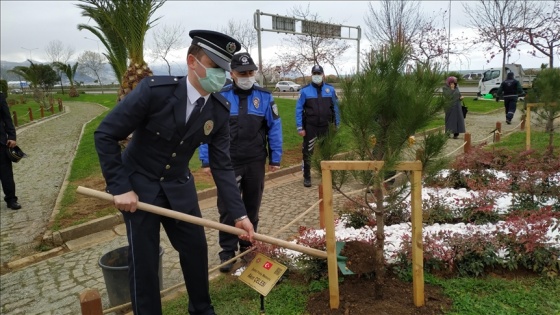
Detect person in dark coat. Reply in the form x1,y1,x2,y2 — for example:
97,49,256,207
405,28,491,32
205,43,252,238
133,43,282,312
443,76,466,139
295,65,340,187
0,92,21,210
497,72,525,124
94,30,255,315
199,52,283,272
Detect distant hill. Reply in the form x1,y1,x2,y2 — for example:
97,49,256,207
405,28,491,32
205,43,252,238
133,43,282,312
1,59,190,84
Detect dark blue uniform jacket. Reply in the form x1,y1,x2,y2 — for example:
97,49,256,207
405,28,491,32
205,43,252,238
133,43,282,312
199,84,282,167
94,76,246,219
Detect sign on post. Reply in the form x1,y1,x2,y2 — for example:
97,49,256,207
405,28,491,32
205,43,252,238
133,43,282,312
238,253,287,296
272,16,295,32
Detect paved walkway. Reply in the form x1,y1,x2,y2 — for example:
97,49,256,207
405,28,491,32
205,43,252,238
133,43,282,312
0,100,527,314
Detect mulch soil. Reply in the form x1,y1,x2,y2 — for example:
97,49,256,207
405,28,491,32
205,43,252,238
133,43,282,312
305,241,453,315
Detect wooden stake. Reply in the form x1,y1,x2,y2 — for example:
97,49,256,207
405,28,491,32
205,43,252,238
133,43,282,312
411,169,425,306
320,169,339,310
464,133,471,154
79,289,103,315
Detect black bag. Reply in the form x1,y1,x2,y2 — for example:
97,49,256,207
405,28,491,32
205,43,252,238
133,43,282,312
461,102,468,118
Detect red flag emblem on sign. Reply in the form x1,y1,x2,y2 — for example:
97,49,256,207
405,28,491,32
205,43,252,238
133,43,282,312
263,261,273,270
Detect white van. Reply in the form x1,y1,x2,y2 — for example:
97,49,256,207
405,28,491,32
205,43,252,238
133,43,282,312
478,64,536,97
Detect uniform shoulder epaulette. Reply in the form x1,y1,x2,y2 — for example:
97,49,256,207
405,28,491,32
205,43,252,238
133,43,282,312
212,92,231,111
146,76,183,87
253,85,271,94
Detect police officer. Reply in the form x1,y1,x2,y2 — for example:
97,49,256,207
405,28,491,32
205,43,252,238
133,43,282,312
0,92,21,210
199,52,282,272
295,65,340,187
94,30,255,315
497,72,525,124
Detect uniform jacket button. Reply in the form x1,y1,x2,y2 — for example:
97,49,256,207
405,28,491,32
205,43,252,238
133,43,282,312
156,132,160,135
171,153,177,157
165,165,171,170
180,141,184,145
160,177,164,181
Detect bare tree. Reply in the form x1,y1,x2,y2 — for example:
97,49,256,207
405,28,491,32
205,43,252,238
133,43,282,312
516,0,560,68
279,4,351,77
364,0,425,48
220,19,257,54
78,50,106,93
45,40,75,64
463,0,541,80
150,23,186,75
45,40,75,94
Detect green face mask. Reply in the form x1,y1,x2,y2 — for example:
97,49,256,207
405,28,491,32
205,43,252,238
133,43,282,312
194,58,226,93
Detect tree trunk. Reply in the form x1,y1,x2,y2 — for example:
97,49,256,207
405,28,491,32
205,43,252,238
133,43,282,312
118,61,153,102
373,183,386,300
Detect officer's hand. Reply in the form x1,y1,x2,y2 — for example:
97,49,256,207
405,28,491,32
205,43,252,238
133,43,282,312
298,130,306,137
235,218,255,243
114,191,139,213
460,96,464,100
496,97,500,102
6,140,16,148
268,165,280,172
202,167,212,177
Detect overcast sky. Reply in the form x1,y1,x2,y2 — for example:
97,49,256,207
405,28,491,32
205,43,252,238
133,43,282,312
0,1,554,75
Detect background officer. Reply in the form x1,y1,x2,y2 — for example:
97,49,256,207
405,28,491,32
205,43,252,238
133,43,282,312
0,92,21,210
94,30,254,315
497,72,525,124
295,65,340,187
199,52,282,272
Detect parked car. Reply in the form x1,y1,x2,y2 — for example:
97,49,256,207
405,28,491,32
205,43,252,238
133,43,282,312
275,81,301,92
10,89,23,94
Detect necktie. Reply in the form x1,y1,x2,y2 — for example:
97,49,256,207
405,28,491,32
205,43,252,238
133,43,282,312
185,97,204,131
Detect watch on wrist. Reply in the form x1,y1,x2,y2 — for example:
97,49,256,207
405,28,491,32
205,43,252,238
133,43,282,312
234,215,248,223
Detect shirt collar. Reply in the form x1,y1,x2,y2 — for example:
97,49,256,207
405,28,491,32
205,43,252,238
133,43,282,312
186,76,210,105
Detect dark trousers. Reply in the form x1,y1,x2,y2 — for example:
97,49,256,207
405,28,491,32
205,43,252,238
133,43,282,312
217,159,265,258
0,145,17,204
302,124,329,179
504,96,518,121
123,188,214,315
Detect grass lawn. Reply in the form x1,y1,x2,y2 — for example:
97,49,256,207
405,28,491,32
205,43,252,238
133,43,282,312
160,273,560,315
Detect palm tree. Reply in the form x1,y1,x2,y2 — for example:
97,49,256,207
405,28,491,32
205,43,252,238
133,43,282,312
52,62,80,97
76,0,165,101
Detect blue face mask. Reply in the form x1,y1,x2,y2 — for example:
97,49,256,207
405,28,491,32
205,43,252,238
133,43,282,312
194,58,226,93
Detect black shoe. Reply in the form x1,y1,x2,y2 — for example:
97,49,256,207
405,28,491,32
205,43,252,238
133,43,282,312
7,201,21,210
303,178,311,187
506,120,511,125
219,256,235,273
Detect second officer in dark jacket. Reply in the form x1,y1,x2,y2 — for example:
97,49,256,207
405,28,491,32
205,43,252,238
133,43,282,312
296,65,340,187
94,30,254,315
199,52,282,272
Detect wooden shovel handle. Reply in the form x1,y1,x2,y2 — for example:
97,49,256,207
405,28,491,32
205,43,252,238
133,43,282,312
76,186,327,259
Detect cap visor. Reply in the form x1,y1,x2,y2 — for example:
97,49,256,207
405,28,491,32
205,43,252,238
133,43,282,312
203,49,231,71
233,64,258,72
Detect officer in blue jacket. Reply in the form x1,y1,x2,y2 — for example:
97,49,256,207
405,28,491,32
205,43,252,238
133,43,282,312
497,72,525,124
295,65,340,187
199,52,282,272
94,30,254,315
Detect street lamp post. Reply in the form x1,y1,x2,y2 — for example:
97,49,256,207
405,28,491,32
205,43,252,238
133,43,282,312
21,47,38,61
84,37,100,53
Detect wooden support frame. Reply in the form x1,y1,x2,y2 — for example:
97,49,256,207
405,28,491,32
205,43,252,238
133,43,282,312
321,160,425,309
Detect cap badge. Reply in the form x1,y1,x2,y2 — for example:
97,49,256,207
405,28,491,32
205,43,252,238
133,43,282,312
241,55,249,64
253,97,260,109
204,120,214,135
226,42,237,54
